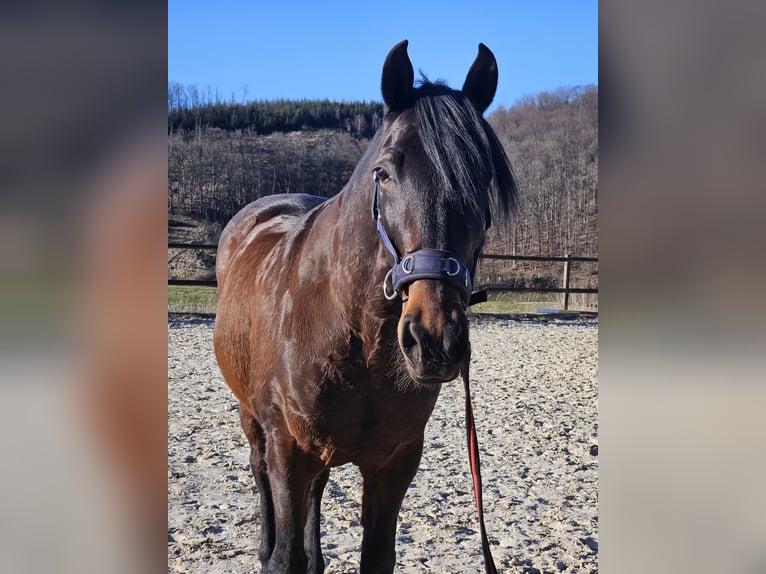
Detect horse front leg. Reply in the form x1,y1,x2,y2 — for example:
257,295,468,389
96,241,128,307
359,439,424,574
304,469,330,573
262,428,320,573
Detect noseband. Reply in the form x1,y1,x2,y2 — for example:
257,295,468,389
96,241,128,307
371,175,488,307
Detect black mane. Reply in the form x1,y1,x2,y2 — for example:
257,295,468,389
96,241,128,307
413,80,518,222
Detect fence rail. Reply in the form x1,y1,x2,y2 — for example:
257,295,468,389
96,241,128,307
168,244,598,309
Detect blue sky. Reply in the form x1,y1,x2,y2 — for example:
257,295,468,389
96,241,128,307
169,1,597,111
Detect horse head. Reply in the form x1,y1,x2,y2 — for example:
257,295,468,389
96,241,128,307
373,40,518,385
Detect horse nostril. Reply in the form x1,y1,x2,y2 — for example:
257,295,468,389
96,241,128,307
400,315,425,352
442,319,463,356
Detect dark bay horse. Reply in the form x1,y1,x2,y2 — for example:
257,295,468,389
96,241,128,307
214,40,517,573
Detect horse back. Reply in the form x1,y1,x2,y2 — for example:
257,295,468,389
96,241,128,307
216,194,326,288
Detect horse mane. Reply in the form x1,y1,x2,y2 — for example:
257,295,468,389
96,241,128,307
412,79,518,221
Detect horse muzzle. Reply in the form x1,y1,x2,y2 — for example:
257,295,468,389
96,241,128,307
397,280,470,384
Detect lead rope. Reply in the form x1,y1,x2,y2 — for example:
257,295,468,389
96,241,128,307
461,358,498,574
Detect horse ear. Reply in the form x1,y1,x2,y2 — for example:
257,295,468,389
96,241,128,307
381,40,415,112
462,43,498,114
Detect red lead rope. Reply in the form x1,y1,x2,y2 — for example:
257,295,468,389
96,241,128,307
462,363,498,574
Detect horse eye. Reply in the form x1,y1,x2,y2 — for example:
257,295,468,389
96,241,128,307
373,167,391,183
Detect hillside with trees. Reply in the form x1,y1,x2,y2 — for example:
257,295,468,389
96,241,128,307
168,83,597,293
168,82,383,137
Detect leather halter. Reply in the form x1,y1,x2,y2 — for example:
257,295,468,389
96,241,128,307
371,174,488,306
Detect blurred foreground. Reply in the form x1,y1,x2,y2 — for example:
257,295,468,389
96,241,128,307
0,4,167,573
600,1,766,573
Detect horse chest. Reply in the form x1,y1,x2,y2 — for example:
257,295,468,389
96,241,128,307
259,323,440,468
308,385,440,468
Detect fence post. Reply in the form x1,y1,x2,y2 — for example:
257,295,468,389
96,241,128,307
563,254,571,311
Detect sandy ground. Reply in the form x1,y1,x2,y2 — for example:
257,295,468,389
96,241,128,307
168,316,598,573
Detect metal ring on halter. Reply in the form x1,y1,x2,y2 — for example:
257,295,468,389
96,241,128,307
382,268,399,300
445,257,462,277
401,255,415,274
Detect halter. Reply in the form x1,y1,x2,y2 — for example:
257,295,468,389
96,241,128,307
371,173,488,306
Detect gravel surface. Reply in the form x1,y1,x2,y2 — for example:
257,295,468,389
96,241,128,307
168,315,598,573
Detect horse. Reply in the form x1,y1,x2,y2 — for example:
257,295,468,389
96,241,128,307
213,40,518,573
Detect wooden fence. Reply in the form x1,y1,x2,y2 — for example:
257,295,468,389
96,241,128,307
168,244,597,310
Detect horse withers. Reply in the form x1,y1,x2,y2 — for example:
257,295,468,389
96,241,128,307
213,40,517,573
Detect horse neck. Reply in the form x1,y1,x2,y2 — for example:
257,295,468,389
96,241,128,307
307,131,403,365
334,180,386,291
327,138,394,317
